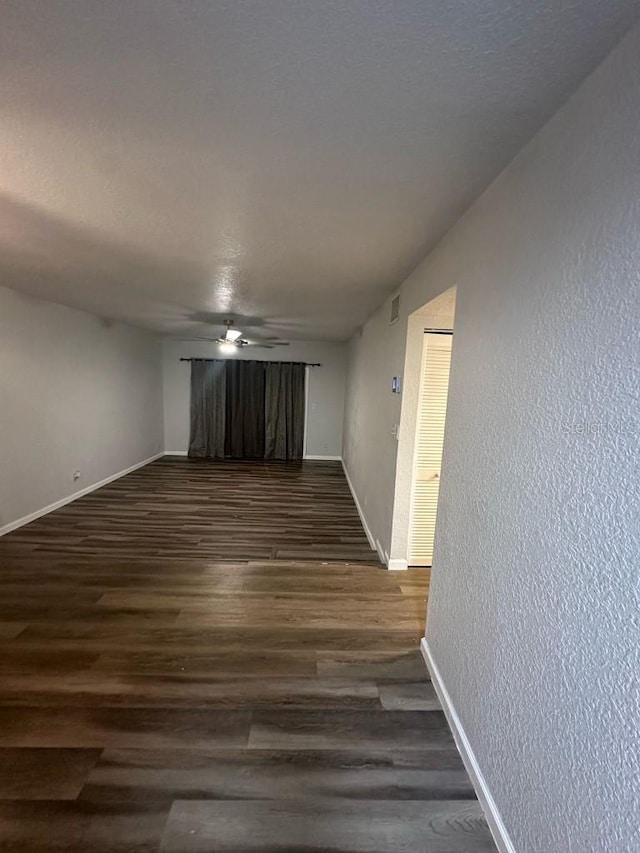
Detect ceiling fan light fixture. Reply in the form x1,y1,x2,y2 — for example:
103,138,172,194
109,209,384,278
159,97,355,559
207,317,289,349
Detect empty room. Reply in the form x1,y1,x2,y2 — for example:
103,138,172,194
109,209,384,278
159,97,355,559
0,2,638,851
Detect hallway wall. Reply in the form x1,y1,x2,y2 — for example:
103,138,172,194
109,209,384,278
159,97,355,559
342,22,640,853
0,286,164,533
162,338,347,458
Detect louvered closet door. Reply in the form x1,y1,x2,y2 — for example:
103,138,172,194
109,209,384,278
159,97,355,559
408,332,453,567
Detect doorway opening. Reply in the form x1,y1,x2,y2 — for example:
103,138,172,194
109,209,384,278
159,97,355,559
389,287,456,570
407,330,453,566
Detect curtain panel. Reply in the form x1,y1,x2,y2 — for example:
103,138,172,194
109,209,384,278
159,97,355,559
225,360,266,459
188,360,306,461
188,360,226,458
265,362,305,460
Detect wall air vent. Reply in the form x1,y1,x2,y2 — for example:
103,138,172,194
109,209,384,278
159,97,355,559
390,294,400,325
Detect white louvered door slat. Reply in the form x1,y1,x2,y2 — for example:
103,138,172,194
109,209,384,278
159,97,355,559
408,333,453,567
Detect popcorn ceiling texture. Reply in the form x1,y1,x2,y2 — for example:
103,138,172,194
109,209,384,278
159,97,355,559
344,22,640,852
0,1,637,341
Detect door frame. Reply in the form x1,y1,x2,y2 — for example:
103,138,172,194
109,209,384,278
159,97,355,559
407,330,453,567
387,286,457,570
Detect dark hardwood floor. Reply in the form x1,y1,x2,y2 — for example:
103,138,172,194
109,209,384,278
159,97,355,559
0,457,377,562
0,458,495,851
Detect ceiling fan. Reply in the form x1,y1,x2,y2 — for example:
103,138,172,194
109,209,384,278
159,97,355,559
200,320,290,351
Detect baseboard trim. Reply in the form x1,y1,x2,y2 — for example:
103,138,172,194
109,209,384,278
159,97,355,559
387,558,409,571
303,454,342,461
164,451,189,456
378,542,390,566
420,638,517,853
0,452,164,538
341,461,386,563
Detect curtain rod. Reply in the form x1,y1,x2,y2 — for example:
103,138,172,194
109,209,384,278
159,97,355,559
180,358,322,366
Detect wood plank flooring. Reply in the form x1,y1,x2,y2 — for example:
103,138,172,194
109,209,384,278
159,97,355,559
0,457,377,562
0,459,496,851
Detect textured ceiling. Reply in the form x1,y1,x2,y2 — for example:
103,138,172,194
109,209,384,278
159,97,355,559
0,0,638,341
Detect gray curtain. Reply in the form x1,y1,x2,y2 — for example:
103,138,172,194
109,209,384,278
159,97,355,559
265,362,306,460
188,360,226,458
225,360,266,459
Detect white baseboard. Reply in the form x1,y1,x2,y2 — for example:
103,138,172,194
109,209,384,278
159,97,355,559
420,638,516,853
388,558,409,571
0,452,164,538
304,454,342,461
341,461,386,563
341,461,375,550
164,450,189,456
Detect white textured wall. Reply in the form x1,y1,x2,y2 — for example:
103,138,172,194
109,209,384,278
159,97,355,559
343,23,640,853
162,339,347,458
342,309,406,560
0,286,164,531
